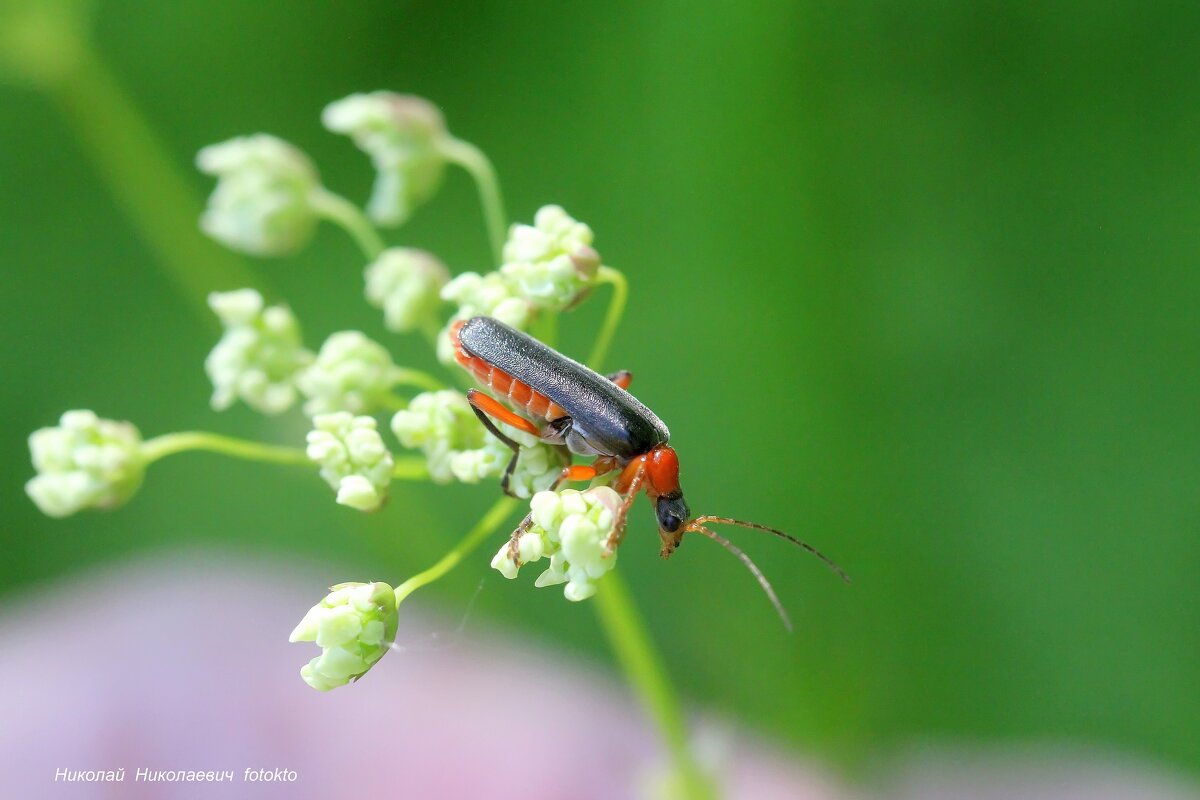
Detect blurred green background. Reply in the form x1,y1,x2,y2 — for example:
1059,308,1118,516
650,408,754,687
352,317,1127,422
2,0,1196,782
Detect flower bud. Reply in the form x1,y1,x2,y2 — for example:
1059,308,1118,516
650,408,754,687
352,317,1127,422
491,487,622,601
364,248,449,333
196,134,320,256
25,410,144,518
499,205,599,311
436,271,532,363
322,92,447,227
306,413,394,512
296,331,401,416
205,289,312,415
391,391,557,497
289,581,398,691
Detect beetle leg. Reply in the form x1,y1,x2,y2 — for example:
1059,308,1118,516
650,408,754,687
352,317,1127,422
605,459,646,555
466,389,542,498
507,513,536,563
606,370,633,390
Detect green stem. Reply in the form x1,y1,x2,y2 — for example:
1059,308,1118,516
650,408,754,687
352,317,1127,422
141,431,311,466
141,431,428,480
586,266,629,371
47,41,263,326
437,136,507,264
310,187,386,261
594,572,713,799
394,496,519,604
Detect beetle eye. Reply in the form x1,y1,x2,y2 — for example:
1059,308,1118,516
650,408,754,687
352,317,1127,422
655,494,689,533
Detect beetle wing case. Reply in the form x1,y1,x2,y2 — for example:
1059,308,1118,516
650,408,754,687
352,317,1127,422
457,316,670,459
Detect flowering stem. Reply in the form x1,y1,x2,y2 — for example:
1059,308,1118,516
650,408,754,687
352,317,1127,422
594,572,713,799
394,496,519,604
140,431,428,479
586,266,629,371
141,431,311,466
437,136,507,264
47,40,263,327
310,187,386,261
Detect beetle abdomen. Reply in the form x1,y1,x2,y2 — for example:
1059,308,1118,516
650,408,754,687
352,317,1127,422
451,316,670,459
451,321,568,421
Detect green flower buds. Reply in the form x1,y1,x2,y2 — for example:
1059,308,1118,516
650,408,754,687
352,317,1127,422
491,487,622,601
25,410,144,518
289,581,398,691
196,134,320,256
436,271,532,363
306,413,394,512
297,331,402,416
391,391,557,497
322,92,447,227
500,205,600,311
205,289,312,415
364,247,449,333
390,390,488,483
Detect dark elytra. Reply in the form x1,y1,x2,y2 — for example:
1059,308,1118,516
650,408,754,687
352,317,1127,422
457,316,670,459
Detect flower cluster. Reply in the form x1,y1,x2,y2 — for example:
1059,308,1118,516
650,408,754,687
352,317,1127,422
289,582,399,691
322,92,447,227
364,247,449,333
196,134,320,256
436,204,600,362
306,413,394,512
390,390,558,497
297,331,402,416
29,86,633,696
25,410,144,518
491,487,622,601
205,289,311,414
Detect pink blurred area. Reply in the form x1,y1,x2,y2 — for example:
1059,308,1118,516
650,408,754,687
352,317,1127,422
1,551,1194,800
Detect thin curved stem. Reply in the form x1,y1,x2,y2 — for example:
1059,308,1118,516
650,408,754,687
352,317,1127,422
436,136,507,264
394,496,519,604
141,431,311,466
310,187,386,261
140,430,428,481
594,572,714,799
586,266,629,371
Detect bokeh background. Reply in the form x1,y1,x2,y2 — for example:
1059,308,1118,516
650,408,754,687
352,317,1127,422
2,0,1197,796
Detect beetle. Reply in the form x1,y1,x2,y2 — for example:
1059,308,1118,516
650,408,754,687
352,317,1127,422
450,315,847,627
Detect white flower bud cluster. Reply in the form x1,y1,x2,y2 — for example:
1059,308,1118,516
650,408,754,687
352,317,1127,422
322,92,447,227
435,271,534,363
434,205,599,363
364,247,449,333
25,410,144,518
390,391,557,498
500,205,600,311
296,331,401,416
196,134,320,256
305,413,394,512
491,487,622,601
289,582,398,691
205,289,312,415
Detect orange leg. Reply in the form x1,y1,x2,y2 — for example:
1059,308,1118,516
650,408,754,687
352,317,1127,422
466,389,540,436
605,457,647,554
466,389,542,497
607,370,633,390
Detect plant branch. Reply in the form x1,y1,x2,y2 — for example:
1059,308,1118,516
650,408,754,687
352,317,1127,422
394,496,519,604
309,187,386,261
586,266,629,371
437,136,507,264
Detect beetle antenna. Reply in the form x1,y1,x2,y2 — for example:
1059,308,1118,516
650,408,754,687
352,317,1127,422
686,524,793,632
692,515,850,584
